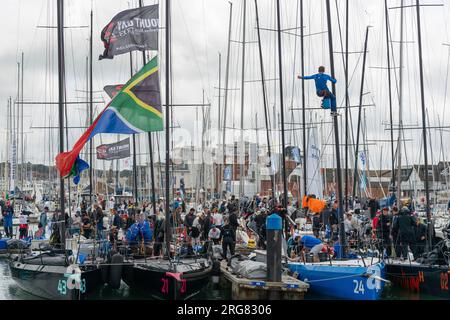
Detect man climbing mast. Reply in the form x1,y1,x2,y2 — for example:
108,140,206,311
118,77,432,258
298,66,337,113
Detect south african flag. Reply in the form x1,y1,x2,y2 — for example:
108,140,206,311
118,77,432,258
55,56,163,183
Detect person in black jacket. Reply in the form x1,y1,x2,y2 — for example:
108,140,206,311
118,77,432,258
329,201,340,241
184,208,195,228
392,207,416,259
368,197,380,220
412,218,427,260
221,217,236,262
255,209,267,249
202,208,213,240
228,209,240,234
376,207,392,258
153,215,165,256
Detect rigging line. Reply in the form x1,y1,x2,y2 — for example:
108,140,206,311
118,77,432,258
176,1,207,101
202,0,212,102
15,0,23,61
289,0,300,146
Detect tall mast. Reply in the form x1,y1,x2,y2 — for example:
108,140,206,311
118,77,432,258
415,0,432,249
6,98,10,192
239,0,247,197
344,0,349,210
89,8,93,205
276,0,288,212
218,53,222,138
16,62,19,193
396,0,404,205
164,0,172,258
325,0,346,253
352,26,370,201
57,0,66,249
221,2,233,198
254,0,275,196
384,0,396,198
139,0,157,215
217,52,221,194
300,0,307,198
20,52,24,190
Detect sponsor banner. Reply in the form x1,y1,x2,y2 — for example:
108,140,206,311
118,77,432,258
97,138,131,160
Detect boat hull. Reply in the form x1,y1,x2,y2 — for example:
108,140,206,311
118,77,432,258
288,260,386,300
385,262,450,298
8,260,105,300
122,260,212,300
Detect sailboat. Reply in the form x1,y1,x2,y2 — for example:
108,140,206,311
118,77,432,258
8,0,107,300
381,0,450,299
287,116,386,300
119,0,213,300
285,0,387,300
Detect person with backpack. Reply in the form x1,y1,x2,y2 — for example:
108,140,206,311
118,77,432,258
221,217,236,262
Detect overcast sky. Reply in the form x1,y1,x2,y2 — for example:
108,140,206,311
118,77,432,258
0,0,449,176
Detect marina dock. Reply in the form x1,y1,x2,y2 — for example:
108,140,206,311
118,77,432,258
219,260,309,300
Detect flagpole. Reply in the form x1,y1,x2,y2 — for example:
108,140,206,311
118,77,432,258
89,8,94,206
129,52,139,206
139,0,158,216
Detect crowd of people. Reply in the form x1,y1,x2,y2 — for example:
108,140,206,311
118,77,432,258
1,192,448,264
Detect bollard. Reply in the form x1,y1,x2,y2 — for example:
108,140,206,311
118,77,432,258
266,213,282,283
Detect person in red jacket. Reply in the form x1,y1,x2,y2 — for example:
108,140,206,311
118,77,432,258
371,210,381,240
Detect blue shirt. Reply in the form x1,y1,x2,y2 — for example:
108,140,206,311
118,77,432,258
300,235,322,249
302,73,337,92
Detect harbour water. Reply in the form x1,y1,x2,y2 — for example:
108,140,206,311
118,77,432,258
0,259,444,300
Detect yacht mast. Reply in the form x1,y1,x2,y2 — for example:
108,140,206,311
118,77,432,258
56,0,66,249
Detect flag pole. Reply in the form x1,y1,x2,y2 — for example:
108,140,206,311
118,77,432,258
139,0,158,216
89,8,94,206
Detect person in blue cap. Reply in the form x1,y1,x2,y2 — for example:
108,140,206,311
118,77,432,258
298,66,337,113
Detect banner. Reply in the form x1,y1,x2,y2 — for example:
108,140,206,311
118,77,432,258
285,146,301,164
359,151,367,191
97,138,131,160
104,84,124,99
306,127,323,199
100,4,159,60
224,165,232,181
121,157,132,170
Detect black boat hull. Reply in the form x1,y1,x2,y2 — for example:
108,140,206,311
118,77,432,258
8,260,106,300
122,262,212,300
386,263,450,298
